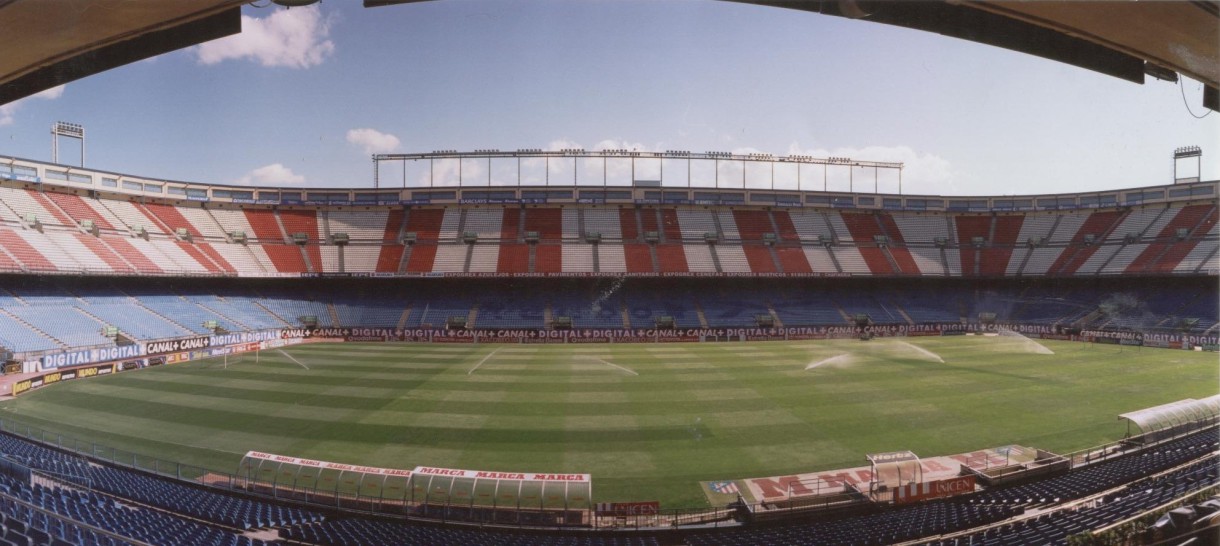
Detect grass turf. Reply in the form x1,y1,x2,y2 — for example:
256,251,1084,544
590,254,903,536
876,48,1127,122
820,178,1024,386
0,337,1214,509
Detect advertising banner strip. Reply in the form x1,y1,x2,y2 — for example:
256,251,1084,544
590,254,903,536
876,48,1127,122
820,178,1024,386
413,465,590,483
144,336,212,356
272,324,972,343
40,344,143,369
244,451,412,477
594,501,660,516
12,364,115,396
894,475,976,504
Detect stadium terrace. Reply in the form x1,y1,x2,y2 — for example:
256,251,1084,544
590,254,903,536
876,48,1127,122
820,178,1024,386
0,149,1214,545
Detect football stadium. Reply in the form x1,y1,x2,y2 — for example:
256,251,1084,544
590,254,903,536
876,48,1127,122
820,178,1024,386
0,1,1217,545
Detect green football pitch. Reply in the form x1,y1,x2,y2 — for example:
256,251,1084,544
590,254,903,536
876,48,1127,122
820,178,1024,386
0,337,1214,508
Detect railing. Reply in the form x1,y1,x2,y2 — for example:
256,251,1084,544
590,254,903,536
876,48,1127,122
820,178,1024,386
0,262,236,278
0,420,222,487
1062,416,1219,468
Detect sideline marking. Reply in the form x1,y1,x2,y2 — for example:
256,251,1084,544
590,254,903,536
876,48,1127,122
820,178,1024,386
580,356,639,376
467,348,502,375
277,349,311,370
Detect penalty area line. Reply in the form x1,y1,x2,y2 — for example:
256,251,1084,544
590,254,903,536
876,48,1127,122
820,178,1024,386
467,347,502,375
277,349,310,370
580,356,639,376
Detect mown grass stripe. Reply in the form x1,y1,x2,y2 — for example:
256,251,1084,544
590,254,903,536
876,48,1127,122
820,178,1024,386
0,338,1212,508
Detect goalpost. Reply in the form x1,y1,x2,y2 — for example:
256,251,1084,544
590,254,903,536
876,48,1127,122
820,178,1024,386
222,346,259,369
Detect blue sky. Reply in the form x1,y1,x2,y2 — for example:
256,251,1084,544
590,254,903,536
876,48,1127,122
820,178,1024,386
0,0,1216,196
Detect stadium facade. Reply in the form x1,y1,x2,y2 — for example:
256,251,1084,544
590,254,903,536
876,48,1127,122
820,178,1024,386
0,152,1216,357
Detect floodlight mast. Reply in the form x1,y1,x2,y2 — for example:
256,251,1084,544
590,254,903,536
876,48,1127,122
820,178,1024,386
371,149,904,193
1173,146,1202,184
51,121,85,167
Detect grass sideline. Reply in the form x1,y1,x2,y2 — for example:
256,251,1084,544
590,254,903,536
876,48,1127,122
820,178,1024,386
0,337,1214,509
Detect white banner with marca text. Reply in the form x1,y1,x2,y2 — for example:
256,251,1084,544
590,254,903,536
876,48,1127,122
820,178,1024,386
244,451,412,477
413,465,590,483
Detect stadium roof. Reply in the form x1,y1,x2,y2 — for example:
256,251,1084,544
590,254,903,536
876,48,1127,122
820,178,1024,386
1,0,1217,109
732,1,1218,102
0,0,244,105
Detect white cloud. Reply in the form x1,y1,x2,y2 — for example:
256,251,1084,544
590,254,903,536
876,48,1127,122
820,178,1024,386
195,5,334,68
786,143,956,195
417,157,486,187
545,139,584,152
346,128,400,155
534,139,665,184
236,163,305,186
544,139,655,153
730,146,766,156
0,84,65,126
2,107,21,127
32,86,65,100
591,139,651,153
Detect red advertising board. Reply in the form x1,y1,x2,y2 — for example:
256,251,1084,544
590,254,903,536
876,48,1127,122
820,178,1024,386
595,501,660,516
893,475,975,504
